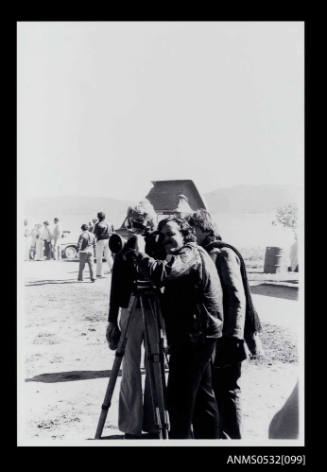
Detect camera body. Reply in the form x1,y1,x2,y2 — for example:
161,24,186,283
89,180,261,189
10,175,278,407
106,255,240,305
109,227,165,259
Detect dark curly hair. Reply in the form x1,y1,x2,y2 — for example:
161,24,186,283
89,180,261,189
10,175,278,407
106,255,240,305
157,215,196,243
187,209,222,240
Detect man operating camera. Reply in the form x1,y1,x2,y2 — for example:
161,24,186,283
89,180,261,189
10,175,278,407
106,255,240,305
106,200,161,439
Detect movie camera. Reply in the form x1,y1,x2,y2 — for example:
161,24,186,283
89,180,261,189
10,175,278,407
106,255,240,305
109,224,165,259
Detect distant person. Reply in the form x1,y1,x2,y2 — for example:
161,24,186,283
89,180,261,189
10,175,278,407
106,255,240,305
188,209,263,439
91,218,98,233
52,217,62,260
93,212,113,278
24,219,32,261
77,224,96,282
124,199,157,232
41,221,52,260
30,224,39,260
34,224,44,260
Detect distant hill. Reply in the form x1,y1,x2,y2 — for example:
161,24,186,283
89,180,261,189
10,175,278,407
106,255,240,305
24,184,302,234
204,184,302,214
24,196,133,230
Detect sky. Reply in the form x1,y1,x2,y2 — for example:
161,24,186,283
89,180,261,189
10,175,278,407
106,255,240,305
17,21,304,202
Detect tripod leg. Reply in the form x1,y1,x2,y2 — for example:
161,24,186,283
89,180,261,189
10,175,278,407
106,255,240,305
94,348,124,439
94,297,138,439
140,295,169,439
148,296,170,437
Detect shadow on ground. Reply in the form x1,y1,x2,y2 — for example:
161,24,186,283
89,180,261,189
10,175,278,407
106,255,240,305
250,284,298,301
26,370,122,383
26,279,90,286
89,433,159,440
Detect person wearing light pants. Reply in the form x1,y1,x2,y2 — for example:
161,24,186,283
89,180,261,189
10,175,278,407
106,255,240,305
94,211,113,278
117,304,157,436
24,219,32,261
52,217,62,260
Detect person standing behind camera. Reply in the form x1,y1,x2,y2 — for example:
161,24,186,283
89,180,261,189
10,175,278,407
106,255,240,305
127,216,224,439
93,212,113,278
187,209,263,439
106,202,158,438
77,224,96,282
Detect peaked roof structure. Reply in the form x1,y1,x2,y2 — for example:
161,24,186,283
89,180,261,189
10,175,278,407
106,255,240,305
145,180,207,213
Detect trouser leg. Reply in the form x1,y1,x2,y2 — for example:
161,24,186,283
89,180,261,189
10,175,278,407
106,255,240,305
53,241,61,260
118,307,144,435
78,253,86,281
192,362,220,439
46,241,52,259
103,240,113,272
167,341,218,439
86,253,95,280
141,298,161,434
212,362,242,439
96,240,104,276
35,241,43,260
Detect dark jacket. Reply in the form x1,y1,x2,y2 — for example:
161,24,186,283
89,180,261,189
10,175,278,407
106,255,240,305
108,250,138,323
107,233,155,323
136,242,224,345
205,244,246,339
203,238,262,344
94,221,110,241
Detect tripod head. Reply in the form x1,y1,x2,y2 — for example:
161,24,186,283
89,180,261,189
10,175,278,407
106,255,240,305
133,280,159,294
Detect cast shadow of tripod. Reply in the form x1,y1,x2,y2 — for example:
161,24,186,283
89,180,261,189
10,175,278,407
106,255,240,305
25,370,122,383
26,279,88,286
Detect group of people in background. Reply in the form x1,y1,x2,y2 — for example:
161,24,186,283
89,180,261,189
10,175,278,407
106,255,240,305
24,218,62,261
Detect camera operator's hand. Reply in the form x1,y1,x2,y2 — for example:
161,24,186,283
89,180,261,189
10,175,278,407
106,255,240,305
106,322,121,350
246,331,265,360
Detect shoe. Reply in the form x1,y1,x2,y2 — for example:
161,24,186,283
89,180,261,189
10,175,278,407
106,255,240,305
91,279,96,282
96,275,104,278
77,279,83,282
124,433,142,439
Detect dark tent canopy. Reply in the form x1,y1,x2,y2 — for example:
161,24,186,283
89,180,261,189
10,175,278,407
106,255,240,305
145,180,207,214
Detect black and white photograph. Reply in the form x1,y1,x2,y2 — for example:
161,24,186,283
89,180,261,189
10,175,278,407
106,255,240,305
17,20,304,449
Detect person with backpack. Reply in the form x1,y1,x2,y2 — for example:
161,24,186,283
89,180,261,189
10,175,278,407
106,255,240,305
187,209,263,439
77,224,96,282
93,212,113,278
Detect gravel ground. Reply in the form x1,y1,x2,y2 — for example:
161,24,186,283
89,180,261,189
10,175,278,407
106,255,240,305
19,260,302,445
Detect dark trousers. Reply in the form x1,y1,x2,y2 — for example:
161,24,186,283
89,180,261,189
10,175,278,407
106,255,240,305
212,361,242,439
167,340,219,439
44,241,52,260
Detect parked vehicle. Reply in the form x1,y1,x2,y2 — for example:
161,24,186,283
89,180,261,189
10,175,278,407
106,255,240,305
59,230,107,262
59,230,79,260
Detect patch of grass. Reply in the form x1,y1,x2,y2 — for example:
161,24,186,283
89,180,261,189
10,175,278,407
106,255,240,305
256,322,298,364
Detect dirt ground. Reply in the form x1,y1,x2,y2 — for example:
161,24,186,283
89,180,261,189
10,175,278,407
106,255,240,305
19,260,302,445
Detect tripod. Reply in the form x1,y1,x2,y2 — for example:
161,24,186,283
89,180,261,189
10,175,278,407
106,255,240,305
94,281,170,439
